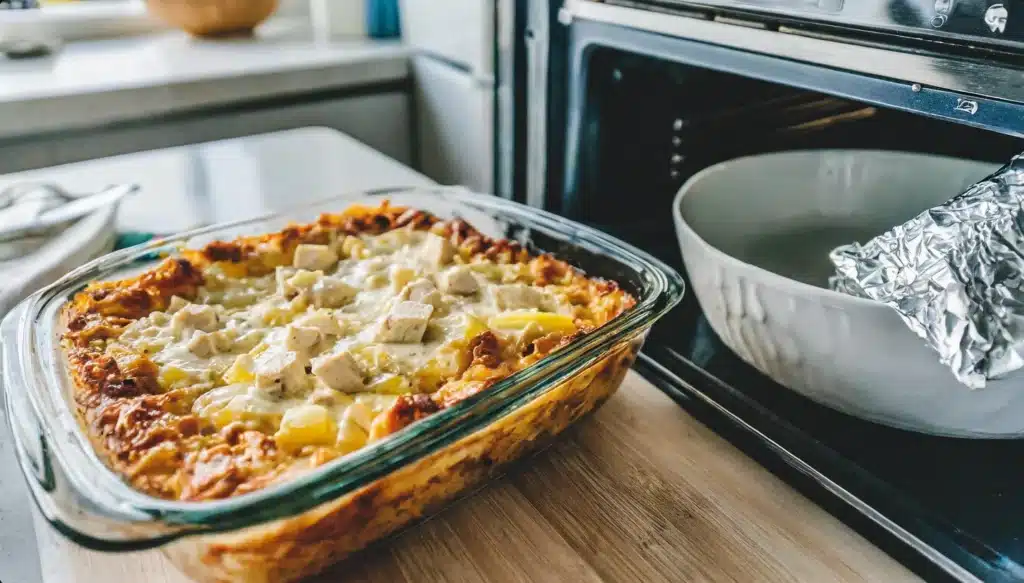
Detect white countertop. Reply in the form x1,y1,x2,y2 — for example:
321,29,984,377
0,23,409,139
0,126,434,583
0,126,433,234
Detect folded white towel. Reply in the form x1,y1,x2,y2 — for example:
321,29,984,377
0,202,119,317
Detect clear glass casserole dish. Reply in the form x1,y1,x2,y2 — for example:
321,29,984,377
2,187,684,583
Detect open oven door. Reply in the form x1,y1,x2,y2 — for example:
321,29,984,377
505,1,1024,582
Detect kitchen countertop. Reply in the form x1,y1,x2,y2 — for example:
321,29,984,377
0,126,429,235
0,22,408,140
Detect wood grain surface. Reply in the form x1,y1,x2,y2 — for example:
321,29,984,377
35,372,919,583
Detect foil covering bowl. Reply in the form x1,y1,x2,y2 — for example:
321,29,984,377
831,154,1024,390
672,150,1024,438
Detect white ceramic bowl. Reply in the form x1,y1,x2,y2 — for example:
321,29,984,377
672,149,1024,438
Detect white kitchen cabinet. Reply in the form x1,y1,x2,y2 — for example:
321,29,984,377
399,0,494,79
401,0,496,193
0,93,412,174
412,56,494,193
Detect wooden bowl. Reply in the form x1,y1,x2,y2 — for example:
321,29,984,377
146,0,279,37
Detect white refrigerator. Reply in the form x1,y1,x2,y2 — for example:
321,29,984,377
400,0,497,194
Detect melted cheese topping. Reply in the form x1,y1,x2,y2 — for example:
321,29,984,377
63,203,637,501
111,229,577,455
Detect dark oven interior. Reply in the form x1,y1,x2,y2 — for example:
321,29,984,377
562,46,1024,267
559,42,1024,583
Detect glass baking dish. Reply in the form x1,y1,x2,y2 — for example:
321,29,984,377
2,187,683,583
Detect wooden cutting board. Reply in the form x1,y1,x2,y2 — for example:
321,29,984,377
34,371,919,583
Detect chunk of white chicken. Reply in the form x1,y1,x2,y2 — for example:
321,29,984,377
171,304,219,334
311,277,358,309
186,331,218,358
253,348,309,397
311,351,364,393
294,310,343,336
374,301,434,343
286,269,322,294
492,284,549,311
400,278,441,308
438,266,479,295
167,295,189,314
389,265,417,293
293,244,338,271
285,324,321,353
420,232,454,267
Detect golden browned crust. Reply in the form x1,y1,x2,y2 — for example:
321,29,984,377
61,202,636,502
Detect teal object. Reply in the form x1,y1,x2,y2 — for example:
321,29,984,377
366,0,400,39
114,232,156,250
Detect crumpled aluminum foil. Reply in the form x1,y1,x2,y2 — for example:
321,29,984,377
830,153,1024,389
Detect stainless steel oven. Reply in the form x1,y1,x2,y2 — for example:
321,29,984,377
500,1,1024,581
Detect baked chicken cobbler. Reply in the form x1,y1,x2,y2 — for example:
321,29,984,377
61,202,635,501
